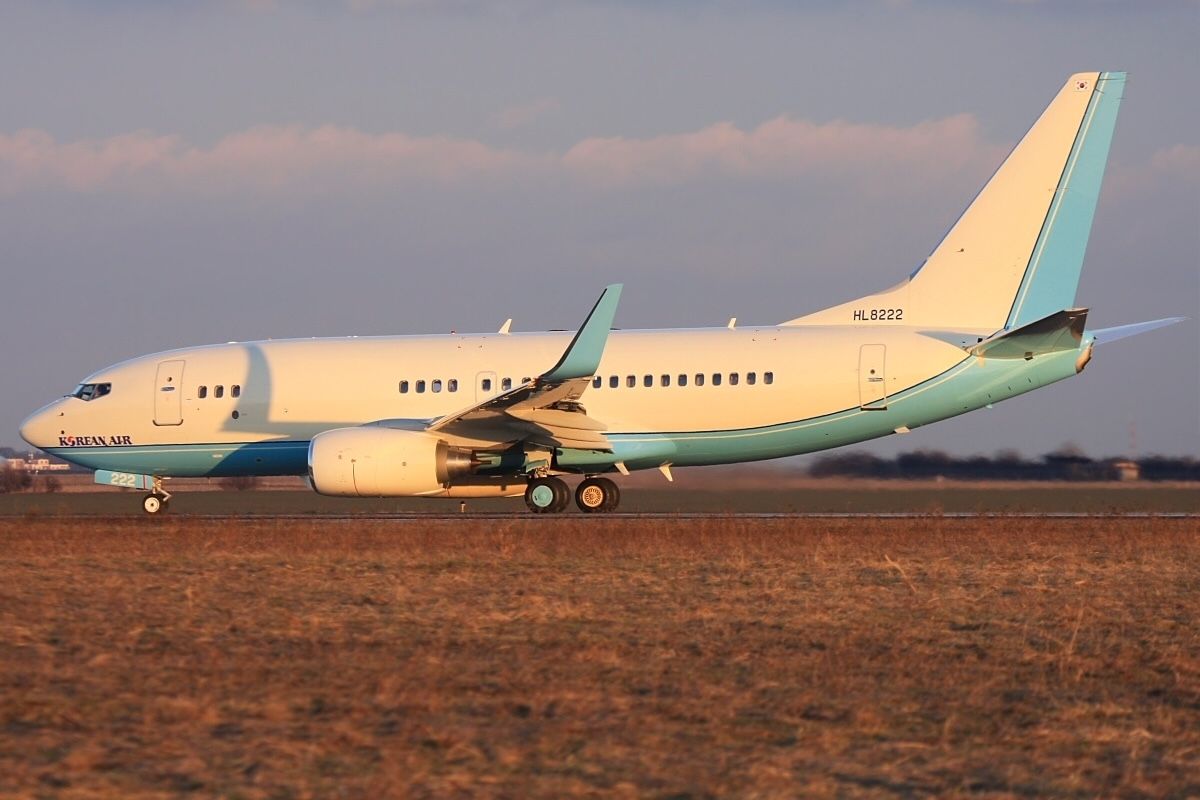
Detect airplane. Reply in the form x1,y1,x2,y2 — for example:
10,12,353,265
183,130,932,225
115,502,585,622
18,71,1184,514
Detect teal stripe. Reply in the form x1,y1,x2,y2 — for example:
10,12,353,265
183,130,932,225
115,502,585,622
44,440,310,478
559,348,1084,471
1007,72,1126,328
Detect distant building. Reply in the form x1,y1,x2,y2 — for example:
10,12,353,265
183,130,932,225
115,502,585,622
1112,460,1141,482
4,456,71,473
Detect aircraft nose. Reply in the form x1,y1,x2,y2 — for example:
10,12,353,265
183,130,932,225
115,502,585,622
19,403,60,449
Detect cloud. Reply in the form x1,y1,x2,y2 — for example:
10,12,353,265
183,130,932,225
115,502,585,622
0,125,534,195
1102,143,1200,201
0,113,1008,197
491,97,560,131
562,113,997,189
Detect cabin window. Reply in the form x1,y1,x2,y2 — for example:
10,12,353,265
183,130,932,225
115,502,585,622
198,386,208,399
231,384,241,398
501,377,512,391
657,374,667,387
432,379,443,393
609,376,619,389
712,373,722,386
417,380,426,393
643,375,653,388
214,385,225,398
481,378,492,392
678,374,688,387
695,373,705,387
765,371,774,385
747,372,756,386
448,379,458,392
729,373,739,386
593,376,602,388
522,377,531,385
399,380,409,394
626,375,636,388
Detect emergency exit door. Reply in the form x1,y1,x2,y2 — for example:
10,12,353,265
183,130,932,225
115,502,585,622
858,345,888,410
154,359,185,426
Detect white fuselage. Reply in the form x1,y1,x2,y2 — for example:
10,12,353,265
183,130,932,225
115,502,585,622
20,323,1085,484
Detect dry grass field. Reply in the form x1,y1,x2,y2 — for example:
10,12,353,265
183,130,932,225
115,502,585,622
1,517,1197,798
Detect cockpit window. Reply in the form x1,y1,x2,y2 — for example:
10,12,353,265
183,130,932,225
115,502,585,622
71,383,112,401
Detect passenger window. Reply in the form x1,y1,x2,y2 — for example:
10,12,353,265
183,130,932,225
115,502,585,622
644,375,653,388
593,376,602,388
417,380,426,393
626,375,636,388
198,386,208,399
765,371,774,385
730,373,739,386
609,376,619,389
695,373,705,387
747,372,756,386
481,378,492,391
660,374,670,387
432,379,442,393
502,377,512,391
400,381,409,394
232,384,241,398
448,379,458,392
215,385,224,398
678,374,688,387
712,373,722,386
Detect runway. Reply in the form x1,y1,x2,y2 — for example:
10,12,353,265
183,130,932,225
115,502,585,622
22,511,1200,521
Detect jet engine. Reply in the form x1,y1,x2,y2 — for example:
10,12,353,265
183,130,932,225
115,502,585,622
308,427,475,497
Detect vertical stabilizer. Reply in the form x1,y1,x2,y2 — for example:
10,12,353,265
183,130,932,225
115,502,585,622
785,72,1125,332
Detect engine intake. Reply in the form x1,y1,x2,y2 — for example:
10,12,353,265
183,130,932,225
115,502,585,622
308,428,475,497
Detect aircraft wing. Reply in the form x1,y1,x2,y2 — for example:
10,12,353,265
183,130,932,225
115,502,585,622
425,284,622,451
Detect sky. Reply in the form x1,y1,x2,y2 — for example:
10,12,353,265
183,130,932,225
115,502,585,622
1,0,1197,459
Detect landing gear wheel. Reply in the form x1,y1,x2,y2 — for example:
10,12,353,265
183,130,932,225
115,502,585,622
576,477,620,513
142,493,165,515
525,477,570,514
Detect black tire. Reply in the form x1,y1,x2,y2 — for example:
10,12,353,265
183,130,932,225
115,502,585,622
575,478,609,513
525,477,570,514
576,477,620,513
595,477,621,512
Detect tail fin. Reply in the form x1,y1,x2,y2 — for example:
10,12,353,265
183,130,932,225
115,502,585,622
785,72,1125,332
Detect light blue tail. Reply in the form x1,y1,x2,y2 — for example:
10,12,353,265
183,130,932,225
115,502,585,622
1005,71,1126,329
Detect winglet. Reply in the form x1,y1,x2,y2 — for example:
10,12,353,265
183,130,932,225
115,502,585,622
541,284,623,382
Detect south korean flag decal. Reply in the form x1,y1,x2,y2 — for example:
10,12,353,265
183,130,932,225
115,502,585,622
1075,79,1090,91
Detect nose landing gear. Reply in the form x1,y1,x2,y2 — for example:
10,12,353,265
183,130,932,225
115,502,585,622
141,477,171,515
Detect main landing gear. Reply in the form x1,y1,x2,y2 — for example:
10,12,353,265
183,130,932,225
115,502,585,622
523,476,620,514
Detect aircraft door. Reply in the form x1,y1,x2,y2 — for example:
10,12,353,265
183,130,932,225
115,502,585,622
154,359,186,426
475,371,498,403
858,345,888,410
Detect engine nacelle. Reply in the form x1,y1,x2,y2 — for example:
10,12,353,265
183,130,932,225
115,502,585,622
308,427,474,497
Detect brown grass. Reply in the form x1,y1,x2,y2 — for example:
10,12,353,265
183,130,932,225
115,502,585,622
1,517,1198,798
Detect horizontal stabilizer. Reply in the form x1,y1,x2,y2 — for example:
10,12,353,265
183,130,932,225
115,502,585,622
1088,316,1186,345
970,308,1088,359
